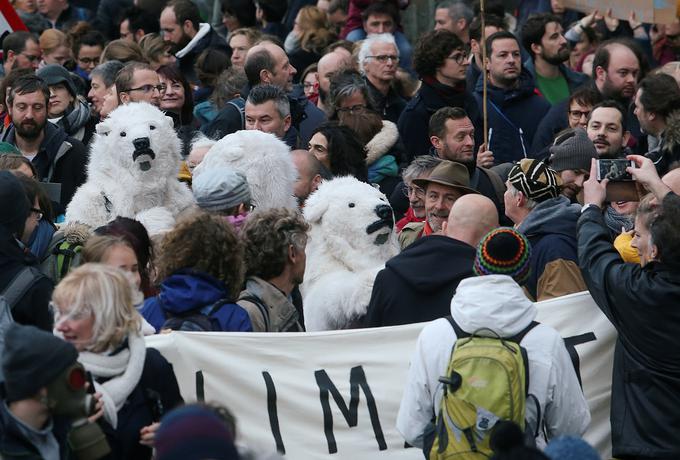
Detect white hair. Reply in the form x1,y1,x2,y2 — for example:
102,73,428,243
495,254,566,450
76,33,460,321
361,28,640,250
358,33,399,75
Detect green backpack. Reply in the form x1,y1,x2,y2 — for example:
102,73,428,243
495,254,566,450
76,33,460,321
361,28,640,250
39,223,90,284
428,317,538,460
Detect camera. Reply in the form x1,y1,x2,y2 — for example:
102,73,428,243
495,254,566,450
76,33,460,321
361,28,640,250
597,159,634,181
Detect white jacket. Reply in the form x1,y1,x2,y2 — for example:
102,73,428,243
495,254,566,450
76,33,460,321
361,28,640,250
396,275,590,448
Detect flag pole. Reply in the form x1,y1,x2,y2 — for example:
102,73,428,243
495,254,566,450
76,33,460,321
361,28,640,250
480,0,488,147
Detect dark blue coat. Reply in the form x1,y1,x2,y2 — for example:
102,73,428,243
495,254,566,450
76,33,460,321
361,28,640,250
472,69,551,165
523,58,589,98
141,270,253,333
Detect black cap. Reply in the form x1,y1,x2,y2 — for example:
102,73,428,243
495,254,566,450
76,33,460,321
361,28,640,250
36,64,78,98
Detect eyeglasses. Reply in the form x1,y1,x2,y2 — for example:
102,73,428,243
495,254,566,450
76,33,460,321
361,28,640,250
367,54,399,64
568,109,590,120
402,184,425,198
446,52,468,65
20,52,41,63
78,56,100,65
30,207,43,220
124,84,167,94
336,104,366,114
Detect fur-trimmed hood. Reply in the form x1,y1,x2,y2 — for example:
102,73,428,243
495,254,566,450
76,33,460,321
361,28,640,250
365,121,399,166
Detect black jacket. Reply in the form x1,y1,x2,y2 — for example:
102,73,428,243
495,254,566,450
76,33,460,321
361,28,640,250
364,235,475,327
365,78,407,124
98,348,183,460
0,234,53,331
0,403,72,460
2,122,88,214
177,26,230,86
578,198,680,459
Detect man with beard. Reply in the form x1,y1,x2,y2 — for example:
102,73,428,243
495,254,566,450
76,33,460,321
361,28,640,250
1,32,40,77
531,38,643,155
398,160,480,249
548,128,598,203
160,0,229,86
316,49,352,114
428,107,507,221
521,13,588,105
1,75,87,213
473,31,551,165
586,101,630,158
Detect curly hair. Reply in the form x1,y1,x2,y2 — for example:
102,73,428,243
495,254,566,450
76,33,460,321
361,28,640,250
413,29,464,78
156,212,244,298
241,208,309,280
312,122,368,182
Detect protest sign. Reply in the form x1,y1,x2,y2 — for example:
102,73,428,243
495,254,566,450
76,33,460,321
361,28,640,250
563,0,676,25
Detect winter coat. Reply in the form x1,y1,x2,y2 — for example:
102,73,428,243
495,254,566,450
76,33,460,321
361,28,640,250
141,270,253,332
0,403,71,460
97,347,183,460
0,234,53,331
398,79,479,161
365,120,402,196
396,275,590,449
176,24,230,86
1,122,88,214
523,58,589,101
473,69,551,165
364,235,475,327
51,98,98,146
517,196,587,301
578,197,680,459
237,276,303,332
646,110,680,176
365,78,407,125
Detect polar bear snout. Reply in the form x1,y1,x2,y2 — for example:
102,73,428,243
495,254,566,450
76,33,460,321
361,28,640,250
365,204,394,239
131,136,157,172
133,137,150,150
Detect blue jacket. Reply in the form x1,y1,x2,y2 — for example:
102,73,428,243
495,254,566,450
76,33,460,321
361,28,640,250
141,270,253,332
473,69,551,165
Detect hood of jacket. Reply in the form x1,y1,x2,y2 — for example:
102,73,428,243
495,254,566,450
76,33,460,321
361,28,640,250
386,235,475,292
366,120,399,165
474,67,538,104
158,270,229,314
175,23,211,59
517,195,581,239
451,275,537,336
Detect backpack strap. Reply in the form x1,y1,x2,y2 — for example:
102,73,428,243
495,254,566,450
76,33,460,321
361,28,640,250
238,293,270,331
445,316,469,339
508,321,540,344
227,97,246,130
2,267,42,311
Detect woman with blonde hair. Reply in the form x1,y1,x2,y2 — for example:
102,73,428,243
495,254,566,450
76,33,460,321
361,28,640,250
38,29,73,68
285,6,337,83
53,263,183,459
82,235,142,291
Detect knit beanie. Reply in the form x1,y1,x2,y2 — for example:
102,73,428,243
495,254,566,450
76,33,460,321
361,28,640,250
474,227,532,286
2,323,79,402
0,170,30,237
544,435,600,460
549,128,598,172
155,404,240,460
508,159,562,203
193,168,251,212
36,64,78,98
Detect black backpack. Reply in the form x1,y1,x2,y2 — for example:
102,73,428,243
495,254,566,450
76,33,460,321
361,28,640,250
161,301,228,332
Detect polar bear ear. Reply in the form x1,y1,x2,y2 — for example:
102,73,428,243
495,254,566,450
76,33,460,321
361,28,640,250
96,120,112,136
302,196,329,224
163,115,174,130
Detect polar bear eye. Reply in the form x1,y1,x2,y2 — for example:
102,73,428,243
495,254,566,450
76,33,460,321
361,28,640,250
149,125,156,130
348,203,355,208
119,131,126,137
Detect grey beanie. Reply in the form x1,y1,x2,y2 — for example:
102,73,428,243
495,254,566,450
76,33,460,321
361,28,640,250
36,64,78,97
193,168,252,212
2,323,78,402
549,128,598,172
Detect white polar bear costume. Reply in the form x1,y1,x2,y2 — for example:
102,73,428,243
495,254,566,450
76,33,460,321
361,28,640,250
302,176,399,331
65,102,194,235
193,130,297,210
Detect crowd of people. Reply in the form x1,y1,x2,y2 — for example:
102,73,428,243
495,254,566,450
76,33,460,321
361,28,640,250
1,0,680,458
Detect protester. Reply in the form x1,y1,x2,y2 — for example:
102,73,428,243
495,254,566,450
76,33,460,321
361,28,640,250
244,84,293,144
316,48,352,114
237,208,308,332
433,0,473,44
290,149,329,208
285,6,336,83
192,167,253,233
70,25,106,81
365,194,498,327
138,33,176,70
328,68,378,120
38,29,73,68
308,122,368,182
115,62,164,107
580,154,680,458
100,39,146,64
53,263,183,459
88,60,125,118
393,155,442,229
586,100,631,158
81,234,142,291
15,172,56,260
37,0,91,31
228,28,261,68
466,14,506,90
157,65,194,157
194,67,247,128
194,48,231,104
118,5,159,43
548,128,599,203
1,31,40,76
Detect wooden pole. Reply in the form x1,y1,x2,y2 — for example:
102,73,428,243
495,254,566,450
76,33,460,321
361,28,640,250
480,0,488,147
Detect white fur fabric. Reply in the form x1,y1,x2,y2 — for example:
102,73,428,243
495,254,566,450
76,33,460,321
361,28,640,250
302,176,399,331
65,103,195,235
192,130,297,210
365,120,399,166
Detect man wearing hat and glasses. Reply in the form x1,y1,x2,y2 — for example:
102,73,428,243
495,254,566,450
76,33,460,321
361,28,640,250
399,160,479,250
504,158,587,301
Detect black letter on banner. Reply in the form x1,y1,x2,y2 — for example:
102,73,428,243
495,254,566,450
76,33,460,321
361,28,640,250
262,371,286,454
195,371,205,402
314,365,387,454
563,333,597,388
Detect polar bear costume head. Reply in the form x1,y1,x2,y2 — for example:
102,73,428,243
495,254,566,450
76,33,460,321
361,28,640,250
89,102,180,181
193,130,297,210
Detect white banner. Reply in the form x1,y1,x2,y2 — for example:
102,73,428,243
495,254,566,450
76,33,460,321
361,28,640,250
146,291,616,459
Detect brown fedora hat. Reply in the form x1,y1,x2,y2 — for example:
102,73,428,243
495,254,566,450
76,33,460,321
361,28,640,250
412,160,480,195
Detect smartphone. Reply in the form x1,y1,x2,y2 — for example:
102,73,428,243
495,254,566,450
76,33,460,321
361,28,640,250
597,159,634,181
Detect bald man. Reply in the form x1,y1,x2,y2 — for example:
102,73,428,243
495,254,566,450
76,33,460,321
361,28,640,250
365,194,499,327
291,149,330,207
317,51,352,113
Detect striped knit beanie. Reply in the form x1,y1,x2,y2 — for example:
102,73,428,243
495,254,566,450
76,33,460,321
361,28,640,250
474,227,532,286
508,159,562,203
